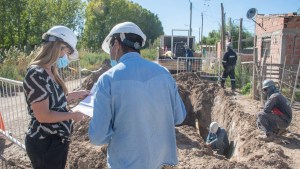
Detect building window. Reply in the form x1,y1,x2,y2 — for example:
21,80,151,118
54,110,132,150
261,39,271,58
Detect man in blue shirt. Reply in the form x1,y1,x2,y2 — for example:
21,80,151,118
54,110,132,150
206,122,229,155
88,22,187,169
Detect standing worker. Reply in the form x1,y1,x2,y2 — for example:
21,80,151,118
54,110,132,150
23,26,89,169
184,44,193,72
220,42,237,91
256,79,292,141
206,122,229,155
88,22,187,169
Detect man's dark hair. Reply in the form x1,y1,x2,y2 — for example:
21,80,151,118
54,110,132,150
110,33,143,54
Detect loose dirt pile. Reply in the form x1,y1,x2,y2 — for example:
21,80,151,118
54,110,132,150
1,61,300,169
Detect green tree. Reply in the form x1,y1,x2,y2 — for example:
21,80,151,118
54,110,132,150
202,22,253,49
202,30,220,46
0,0,27,49
25,0,85,49
0,0,84,52
82,0,163,51
227,21,253,49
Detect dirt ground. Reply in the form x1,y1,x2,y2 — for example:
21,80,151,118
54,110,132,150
1,61,300,169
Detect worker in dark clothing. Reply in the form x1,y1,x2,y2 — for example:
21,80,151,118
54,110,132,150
221,43,237,91
256,79,292,141
206,122,229,155
184,44,193,72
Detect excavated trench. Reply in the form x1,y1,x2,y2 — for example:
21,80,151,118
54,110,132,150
67,69,292,168
173,72,292,169
1,62,297,169
175,73,237,159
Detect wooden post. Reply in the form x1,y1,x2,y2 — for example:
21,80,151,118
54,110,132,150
252,36,258,99
260,48,268,105
221,3,225,53
238,18,243,54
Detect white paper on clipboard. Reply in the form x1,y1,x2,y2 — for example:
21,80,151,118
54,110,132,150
71,84,97,117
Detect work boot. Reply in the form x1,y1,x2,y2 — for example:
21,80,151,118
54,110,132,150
276,129,289,136
221,83,225,89
256,132,275,142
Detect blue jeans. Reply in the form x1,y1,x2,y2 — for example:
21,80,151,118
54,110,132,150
25,135,69,169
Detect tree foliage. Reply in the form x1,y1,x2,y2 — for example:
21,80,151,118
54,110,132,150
0,0,84,51
82,0,164,51
202,22,253,49
202,30,220,46
0,0,163,53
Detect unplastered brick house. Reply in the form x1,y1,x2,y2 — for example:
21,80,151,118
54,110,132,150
256,13,300,65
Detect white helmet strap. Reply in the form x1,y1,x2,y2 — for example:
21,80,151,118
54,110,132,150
42,35,74,54
42,35,62,42
119,33,141,50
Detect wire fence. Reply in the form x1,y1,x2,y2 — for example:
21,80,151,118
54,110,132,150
0,60,82,150
241,61,300,109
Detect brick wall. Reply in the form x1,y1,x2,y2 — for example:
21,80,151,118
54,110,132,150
282,32,300,64
255,14,300,65
256,15,285,35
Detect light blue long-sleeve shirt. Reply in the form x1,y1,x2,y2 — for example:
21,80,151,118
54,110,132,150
88,52,186,169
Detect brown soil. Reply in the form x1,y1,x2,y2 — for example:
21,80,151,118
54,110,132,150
1,61,300,169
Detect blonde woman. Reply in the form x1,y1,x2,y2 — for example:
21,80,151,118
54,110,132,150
23,26,89,169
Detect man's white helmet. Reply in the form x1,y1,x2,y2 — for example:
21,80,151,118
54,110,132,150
42,25,78,60
226,42,232,48
102,22,147,54
209,122,219,134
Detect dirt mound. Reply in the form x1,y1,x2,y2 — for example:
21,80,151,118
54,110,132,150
1,61,300,169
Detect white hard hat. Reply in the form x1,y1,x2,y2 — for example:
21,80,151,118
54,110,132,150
102,22,147,54
226,42,232,48
209,122,219,134
42,25,78,60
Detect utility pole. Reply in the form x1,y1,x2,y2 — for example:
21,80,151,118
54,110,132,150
201,12,203,51
199,27,201,44
238,18,243,53
189,0,193,37
228,17,231,42
221,3,225,53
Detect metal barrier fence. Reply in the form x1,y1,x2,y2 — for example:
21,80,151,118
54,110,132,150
0,60,82,150
176,52,220,79
0,77,28,150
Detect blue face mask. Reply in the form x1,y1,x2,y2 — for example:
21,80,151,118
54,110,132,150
110,59,118,67
57,54,70,69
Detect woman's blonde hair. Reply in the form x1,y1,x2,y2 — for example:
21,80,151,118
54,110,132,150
29,41,68,94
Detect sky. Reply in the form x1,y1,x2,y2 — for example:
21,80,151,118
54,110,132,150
130,0,300,42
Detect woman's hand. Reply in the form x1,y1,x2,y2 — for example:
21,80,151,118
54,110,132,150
67,90,90,102
74,90,90,99
70,110,86,122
